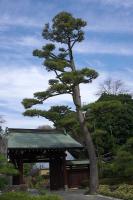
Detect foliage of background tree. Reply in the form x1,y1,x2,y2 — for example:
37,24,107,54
84,93,133,182
101,138,133,183
85,93,133,155
22,12,99,193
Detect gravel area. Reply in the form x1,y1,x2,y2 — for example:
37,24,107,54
51,189,121,200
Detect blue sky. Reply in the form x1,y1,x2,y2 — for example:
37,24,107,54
0,0,133,128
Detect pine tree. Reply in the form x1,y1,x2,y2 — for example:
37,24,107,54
22,12,99,193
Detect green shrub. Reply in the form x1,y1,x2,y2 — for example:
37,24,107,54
0,192,63,200
0,176,8,190
0,192,30,200
80,179,89,188
98,184,133,200
0,154,18,176
38,188,47,195
98,185,111,196
100,177,133,185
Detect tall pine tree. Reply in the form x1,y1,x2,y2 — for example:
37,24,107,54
22,12,99,193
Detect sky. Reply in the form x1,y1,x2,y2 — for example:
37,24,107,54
0,0,133,129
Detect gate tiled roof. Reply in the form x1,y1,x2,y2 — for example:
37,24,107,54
7,128,83,149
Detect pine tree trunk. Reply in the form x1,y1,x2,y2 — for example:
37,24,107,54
68,44,99,194
73,86,99,194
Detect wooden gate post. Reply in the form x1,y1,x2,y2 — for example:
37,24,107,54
17,160,24,184
62,152,68,190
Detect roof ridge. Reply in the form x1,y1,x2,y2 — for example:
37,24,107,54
7,128,65,134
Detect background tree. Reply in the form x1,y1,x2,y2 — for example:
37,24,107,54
97,78,129,96
37,125,53,130
101,137,133,183
22,12,99,193
82,93,133,182
84,93,133,155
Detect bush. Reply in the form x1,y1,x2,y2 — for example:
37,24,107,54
0,176,8,190
98,185,111,196
100,177,133,185
0,192,30,200
38,188,47,195
0,154,18,176
0,192,63,200
80,179,89,188
98,184,133,200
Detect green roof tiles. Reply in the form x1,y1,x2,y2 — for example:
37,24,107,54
7,128,83,149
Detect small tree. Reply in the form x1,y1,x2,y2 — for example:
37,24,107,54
22,12,99,193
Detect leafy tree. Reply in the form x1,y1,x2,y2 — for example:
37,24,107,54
85,93,133,157
22,12,99,193
113,150,133,179
98,93,133,104
102,138,133,181
82,93,133,181
92,129,114,156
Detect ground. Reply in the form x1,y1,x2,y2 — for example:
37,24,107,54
52,189,120,200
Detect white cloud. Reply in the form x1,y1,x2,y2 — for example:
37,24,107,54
0,35,43,49
80,71,108,104
81,0,133,8
2,113,53,129
101,0,133,8
0,66,50,99
80,1,133,34
0,64,132,128
80,67,133,104
0,66,72,128
16,36,43,47
0,0,55,29
0,15,41,28
87,19,133,33
75,39,133,56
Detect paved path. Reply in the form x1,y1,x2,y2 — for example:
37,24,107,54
52,189,120,200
